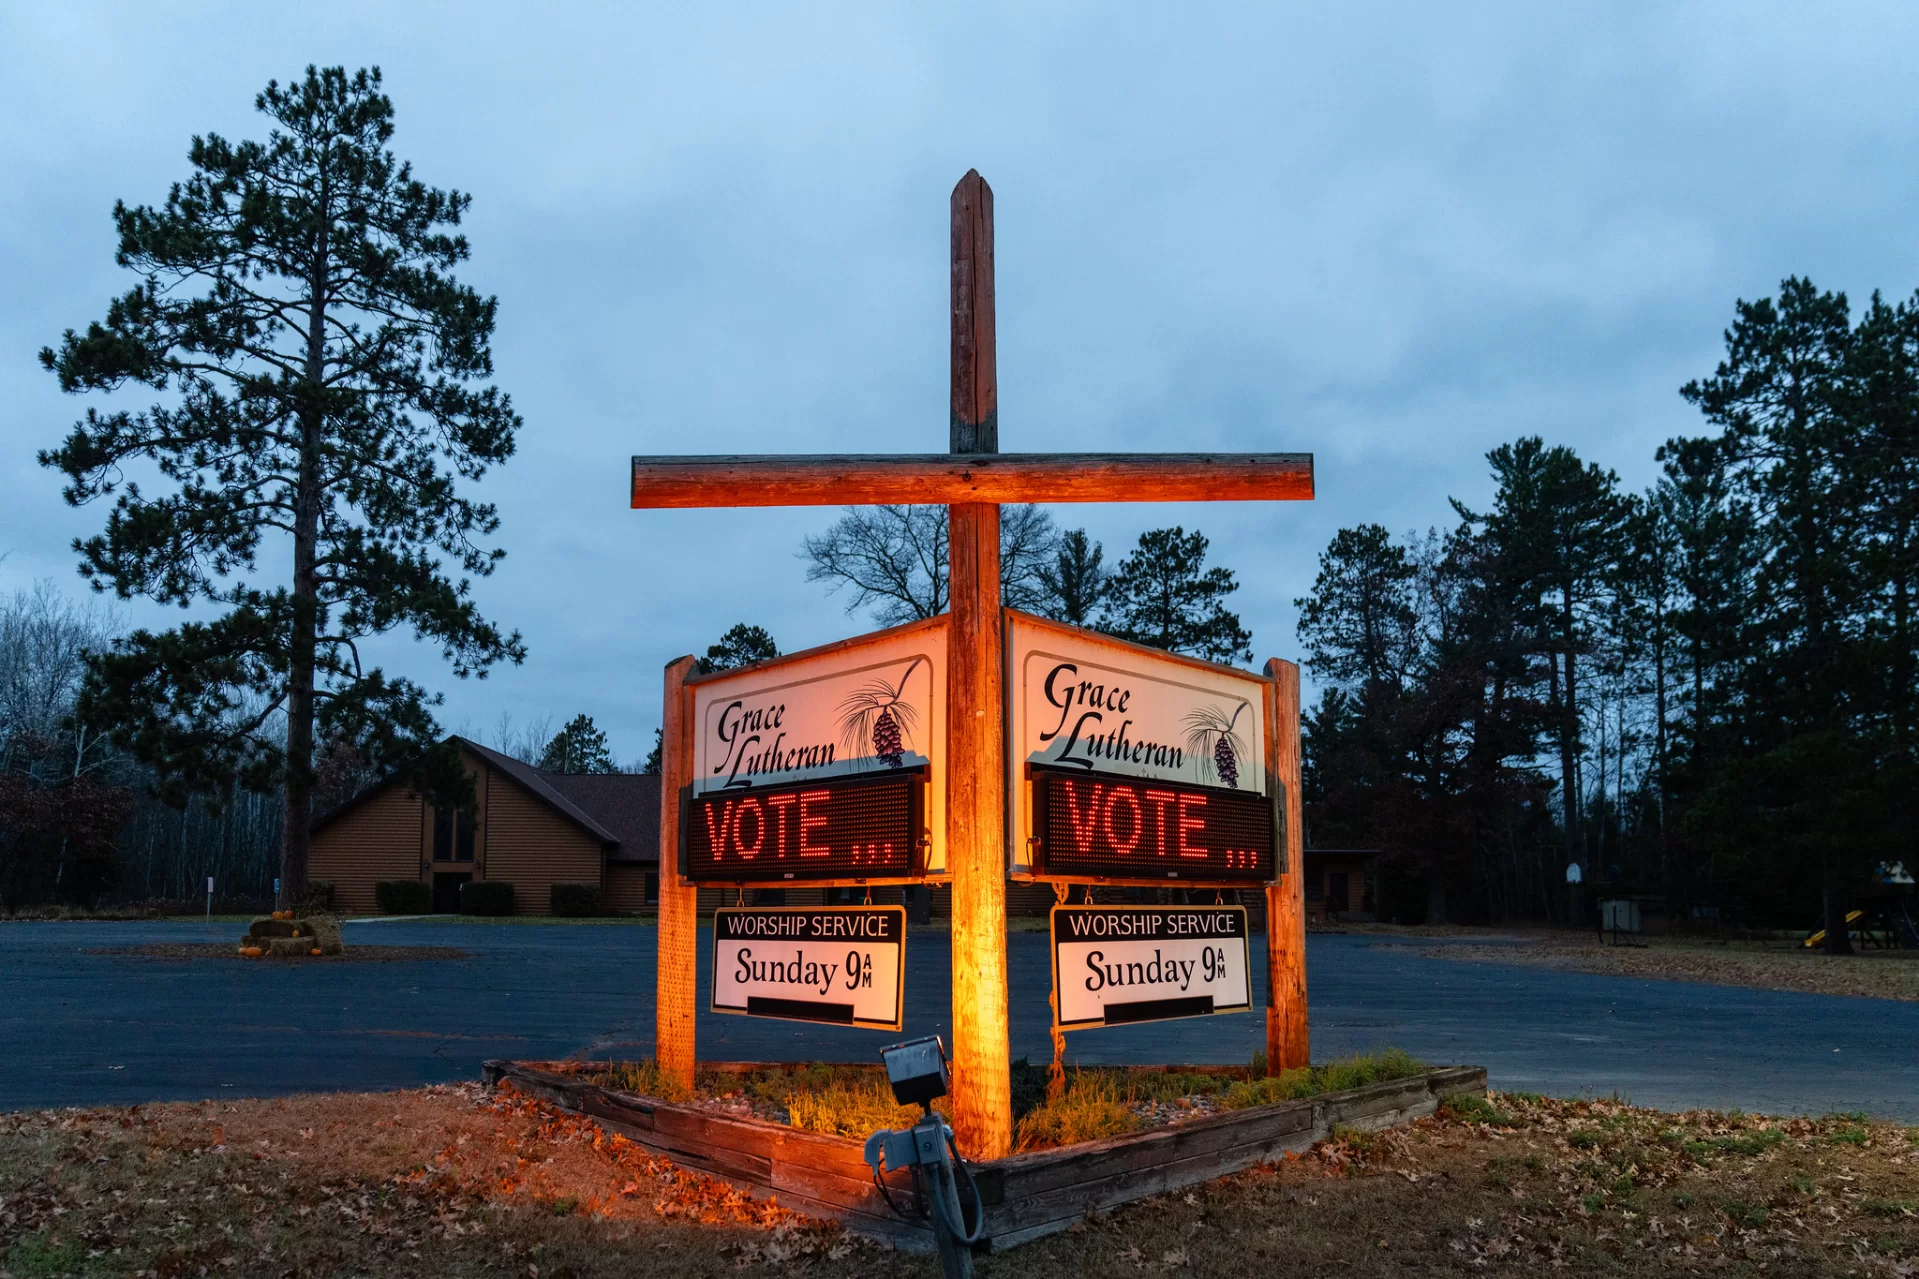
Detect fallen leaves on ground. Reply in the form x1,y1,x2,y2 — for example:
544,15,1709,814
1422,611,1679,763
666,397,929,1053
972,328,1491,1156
1416,935,1919,1002
1,1085,1914,1277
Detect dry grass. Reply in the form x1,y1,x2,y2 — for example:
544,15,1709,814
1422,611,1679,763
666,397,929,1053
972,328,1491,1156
3,1085,1915,1277
1418,934,1919,1002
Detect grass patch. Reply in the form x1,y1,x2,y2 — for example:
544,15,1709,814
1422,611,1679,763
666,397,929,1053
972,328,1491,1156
1012,1072,1138,1152
4,1233,93,1278
1829,1125,1869,1145
785,1076,926,1138
1441,1093,1518,1126
1681,1128,1786,1158
1220,1048,1427,1111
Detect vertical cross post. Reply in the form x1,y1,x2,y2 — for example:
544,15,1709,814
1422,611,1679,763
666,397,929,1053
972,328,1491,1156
656,654,700,1091
1264,658,1309,1070
946,169,1012,1159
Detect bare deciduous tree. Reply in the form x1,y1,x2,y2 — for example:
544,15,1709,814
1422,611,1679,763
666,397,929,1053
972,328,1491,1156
801,504,1058,625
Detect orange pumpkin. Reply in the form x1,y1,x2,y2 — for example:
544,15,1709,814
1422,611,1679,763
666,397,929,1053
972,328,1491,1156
240,946,263,958
310,948,323,957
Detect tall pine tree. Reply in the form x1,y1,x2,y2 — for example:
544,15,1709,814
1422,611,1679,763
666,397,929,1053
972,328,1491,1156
39,67,524,906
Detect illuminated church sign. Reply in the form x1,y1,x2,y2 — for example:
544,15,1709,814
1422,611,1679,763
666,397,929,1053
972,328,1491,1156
685,617,946,885
1007,611,1276,885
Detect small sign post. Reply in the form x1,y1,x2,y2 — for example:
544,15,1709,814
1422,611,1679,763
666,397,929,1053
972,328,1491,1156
711,905,906,1030
1050,904,1251,1030
205,876,213,921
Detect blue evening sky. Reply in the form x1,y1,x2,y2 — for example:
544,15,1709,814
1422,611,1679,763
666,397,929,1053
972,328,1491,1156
5,3,1918,761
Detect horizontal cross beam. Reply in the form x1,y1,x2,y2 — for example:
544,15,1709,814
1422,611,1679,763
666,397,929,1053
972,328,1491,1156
629,452,1314,508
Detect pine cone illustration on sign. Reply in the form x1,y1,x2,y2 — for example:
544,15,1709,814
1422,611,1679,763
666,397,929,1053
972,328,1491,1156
838,656,925,769
1185,702,1250,789
1213,733,1239,788
873,705,904,766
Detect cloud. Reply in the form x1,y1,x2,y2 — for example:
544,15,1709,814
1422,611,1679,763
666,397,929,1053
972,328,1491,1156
6,0,1919,757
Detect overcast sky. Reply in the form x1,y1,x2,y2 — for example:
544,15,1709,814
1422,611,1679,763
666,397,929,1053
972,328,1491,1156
6,2,1919,763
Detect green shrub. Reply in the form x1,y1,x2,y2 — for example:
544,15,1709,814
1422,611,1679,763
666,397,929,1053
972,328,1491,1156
374,880,430,914
303,880,337,910
461,880,514,916
550,882,605,917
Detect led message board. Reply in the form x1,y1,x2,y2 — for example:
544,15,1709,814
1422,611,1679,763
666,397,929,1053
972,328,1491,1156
688,617,946,885
711,906,905,1029
1029,765,1274,882
684,770,923,882
1007,611,1275,885
1050,905,1251,1030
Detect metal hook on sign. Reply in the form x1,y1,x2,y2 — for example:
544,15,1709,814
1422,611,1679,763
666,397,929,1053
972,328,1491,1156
736,886,746,907
864,885,873,906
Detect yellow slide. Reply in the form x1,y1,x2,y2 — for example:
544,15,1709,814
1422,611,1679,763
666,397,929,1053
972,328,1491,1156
1803,910,1864,948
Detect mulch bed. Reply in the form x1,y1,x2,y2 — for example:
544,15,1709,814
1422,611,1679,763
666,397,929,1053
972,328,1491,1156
86,942,470,963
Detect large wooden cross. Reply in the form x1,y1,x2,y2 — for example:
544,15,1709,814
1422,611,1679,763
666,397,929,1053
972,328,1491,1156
634,171,1313,1159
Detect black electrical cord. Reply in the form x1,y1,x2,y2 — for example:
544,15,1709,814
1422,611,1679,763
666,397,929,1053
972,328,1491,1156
942,1130,986,1244
870,1153,928,1220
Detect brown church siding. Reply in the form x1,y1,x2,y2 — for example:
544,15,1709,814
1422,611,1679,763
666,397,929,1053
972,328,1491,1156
310,785,424,914
604,863,653,914
481,776,603,915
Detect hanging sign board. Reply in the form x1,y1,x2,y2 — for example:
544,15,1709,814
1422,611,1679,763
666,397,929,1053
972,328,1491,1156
686,617,946,885
1007,611,1276,884
1051,904,1251,1030
710,905,906,1030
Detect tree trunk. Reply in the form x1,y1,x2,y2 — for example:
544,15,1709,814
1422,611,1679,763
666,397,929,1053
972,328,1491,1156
1822,877,1854,956
281,204,329,910
1425,866,1447,925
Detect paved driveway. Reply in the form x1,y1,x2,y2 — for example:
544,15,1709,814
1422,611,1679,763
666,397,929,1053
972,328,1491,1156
6,920,1915,1119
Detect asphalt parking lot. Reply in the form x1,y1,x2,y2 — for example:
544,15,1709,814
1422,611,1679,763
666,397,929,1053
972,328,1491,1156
6,919,1916,1119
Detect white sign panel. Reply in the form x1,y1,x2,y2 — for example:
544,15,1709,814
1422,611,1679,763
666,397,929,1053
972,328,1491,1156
1050,905,1252,1030
1007,611,1268,877
710,906,905,1030
692,618,946,874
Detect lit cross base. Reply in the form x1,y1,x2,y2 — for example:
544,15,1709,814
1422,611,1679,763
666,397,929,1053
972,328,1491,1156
642,171,1312,1161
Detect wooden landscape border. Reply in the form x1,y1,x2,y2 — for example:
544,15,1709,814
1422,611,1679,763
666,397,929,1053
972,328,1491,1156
482,1059,1487,1254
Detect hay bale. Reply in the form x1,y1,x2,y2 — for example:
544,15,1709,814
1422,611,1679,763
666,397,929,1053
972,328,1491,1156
246,918,300,940
264,936,312,958
302,914,345,956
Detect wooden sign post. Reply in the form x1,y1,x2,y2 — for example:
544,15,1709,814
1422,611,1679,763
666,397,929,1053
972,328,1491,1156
634,170,1313,1159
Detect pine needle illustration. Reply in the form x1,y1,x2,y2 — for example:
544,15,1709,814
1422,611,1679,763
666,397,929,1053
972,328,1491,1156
837,656,925,768
1185,702,1250,788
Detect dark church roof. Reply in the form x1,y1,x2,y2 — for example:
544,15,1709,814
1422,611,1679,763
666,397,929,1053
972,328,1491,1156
540,771,661,864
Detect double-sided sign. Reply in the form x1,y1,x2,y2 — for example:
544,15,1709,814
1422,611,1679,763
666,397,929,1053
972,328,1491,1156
1008,612,1277,885
683,610,1279,1033
684,618,947,884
